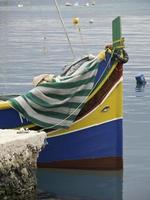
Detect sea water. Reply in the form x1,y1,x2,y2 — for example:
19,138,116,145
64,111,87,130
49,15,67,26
0,0,150,199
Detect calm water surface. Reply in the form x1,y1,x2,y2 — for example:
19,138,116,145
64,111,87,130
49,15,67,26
0,0,150,199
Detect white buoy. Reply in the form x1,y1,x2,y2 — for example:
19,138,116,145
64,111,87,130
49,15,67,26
91,0,96,5
65,2,72,6
89,19,94,23
74,2,79,6
17,4,23,8
85,2,89,6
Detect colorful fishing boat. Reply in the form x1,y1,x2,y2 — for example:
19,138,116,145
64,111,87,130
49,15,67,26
0,17,128,170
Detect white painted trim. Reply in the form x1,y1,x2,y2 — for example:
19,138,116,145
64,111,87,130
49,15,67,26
48,117,123,138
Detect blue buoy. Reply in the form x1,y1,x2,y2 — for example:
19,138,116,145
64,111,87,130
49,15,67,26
135,74,146,85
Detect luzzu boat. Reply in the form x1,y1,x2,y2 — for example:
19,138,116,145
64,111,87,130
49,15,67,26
0,17,128,170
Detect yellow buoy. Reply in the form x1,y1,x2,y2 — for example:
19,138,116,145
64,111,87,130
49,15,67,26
72,17,80,25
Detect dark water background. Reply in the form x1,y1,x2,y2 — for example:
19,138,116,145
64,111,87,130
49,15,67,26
0,0,150,199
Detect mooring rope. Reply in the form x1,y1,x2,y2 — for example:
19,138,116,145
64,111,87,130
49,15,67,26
53,0,75,59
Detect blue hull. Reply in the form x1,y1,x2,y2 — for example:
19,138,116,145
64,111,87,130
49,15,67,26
38,119,123,169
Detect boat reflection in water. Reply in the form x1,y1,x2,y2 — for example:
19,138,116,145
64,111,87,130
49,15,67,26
37,169,123,200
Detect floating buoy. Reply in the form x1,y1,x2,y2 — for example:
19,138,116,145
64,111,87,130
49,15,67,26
17,4,23,8
72,17,80,25
135,74,146,85
85,3,89,6
65,2,72,6
74,2,79,6
89,19,94,23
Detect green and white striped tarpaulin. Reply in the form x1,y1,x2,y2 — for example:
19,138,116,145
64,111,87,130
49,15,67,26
9,57,100,129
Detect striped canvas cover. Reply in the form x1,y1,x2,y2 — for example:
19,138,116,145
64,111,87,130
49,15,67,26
9,57,100,129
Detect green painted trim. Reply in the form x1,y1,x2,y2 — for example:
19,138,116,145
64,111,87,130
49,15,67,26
112,16,122,48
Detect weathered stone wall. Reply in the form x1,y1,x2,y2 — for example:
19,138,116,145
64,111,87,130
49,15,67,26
0,129,47,200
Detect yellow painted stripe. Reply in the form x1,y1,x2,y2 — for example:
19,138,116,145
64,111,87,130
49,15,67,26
0,101,11,110
47,79,123,138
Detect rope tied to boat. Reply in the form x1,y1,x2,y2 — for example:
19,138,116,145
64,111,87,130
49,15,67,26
53,0,75,59
72,17,87,54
